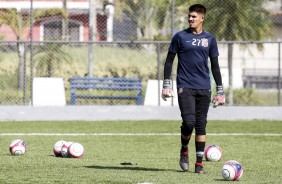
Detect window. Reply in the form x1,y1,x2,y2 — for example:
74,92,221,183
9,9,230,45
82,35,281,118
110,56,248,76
43,20,81,41
68,22,80,41
44,21,62,40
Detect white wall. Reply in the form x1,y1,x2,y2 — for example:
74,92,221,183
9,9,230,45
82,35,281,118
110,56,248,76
216,43,282,89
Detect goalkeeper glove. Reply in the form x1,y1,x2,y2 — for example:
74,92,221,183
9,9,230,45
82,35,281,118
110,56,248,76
212,85,225,108
161,79,175,101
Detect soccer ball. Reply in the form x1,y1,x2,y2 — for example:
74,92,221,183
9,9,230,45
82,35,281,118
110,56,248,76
205,145,222,161
68,142,84,158
9,139,26,156
222,160,243,181
61,142,73,158
53,140,66,157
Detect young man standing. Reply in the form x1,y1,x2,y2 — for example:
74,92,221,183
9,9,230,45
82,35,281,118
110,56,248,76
162,4,225,173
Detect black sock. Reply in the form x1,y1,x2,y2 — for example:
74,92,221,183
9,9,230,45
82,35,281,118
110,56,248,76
180,126,191,153
181,137,190,152
195,141,205,164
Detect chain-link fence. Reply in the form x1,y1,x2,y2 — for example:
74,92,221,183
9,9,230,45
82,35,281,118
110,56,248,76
0,0,281,106
0,40,281,106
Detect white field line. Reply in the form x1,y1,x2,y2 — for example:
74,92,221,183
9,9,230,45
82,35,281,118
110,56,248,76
0,133,281,136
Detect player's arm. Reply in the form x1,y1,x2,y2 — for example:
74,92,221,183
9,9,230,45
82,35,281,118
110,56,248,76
162,51,176,101
210,56,225,107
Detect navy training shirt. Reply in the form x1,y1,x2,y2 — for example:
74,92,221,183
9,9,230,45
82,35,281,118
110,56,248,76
169,28,219,90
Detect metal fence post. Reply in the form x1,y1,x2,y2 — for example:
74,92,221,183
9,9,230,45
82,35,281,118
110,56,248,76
171,0,175,107
278,42,281,106
23,42,27,105
157,43,161,106
88,0,96,77
171,0,174,37
30,0,34,106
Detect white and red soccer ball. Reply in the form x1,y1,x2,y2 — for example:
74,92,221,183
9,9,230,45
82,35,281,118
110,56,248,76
68,142,84,158
61,142,73,158
205,145,222,161
53,140,66,157
9,139,26,156
222,160,244,181
55,141,84,158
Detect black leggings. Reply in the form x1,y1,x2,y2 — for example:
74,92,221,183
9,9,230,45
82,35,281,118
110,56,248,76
178,88,211,136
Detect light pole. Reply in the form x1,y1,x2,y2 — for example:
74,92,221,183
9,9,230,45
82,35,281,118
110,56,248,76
88,0,96,77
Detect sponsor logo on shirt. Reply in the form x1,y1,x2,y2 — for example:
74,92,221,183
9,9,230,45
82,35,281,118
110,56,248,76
201,38,208,47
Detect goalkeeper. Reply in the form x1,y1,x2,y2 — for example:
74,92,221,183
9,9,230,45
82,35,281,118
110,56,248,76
162,4,225,174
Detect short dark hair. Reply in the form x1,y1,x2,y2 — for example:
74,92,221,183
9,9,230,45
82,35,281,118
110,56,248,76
189,4,206,14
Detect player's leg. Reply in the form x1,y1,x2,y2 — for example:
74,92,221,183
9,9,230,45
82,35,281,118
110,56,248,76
195,135,206,173
194,89,211,174
178,88,196,171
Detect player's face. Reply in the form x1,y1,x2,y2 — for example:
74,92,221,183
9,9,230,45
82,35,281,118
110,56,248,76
188,11,204,29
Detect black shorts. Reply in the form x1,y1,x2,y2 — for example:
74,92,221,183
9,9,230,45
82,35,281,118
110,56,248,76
177,88,211,135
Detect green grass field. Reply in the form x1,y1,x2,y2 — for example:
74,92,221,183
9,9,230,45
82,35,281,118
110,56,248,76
0,120,281,184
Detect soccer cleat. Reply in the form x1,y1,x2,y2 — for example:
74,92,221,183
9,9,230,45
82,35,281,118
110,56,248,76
195,164,206,174
179,151,189,171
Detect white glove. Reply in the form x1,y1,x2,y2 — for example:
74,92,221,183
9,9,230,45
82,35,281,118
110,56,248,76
161,79,175,101
162,88,175,101
212,85,225,108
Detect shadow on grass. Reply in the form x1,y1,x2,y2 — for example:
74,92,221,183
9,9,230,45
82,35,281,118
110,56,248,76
83,165,178,172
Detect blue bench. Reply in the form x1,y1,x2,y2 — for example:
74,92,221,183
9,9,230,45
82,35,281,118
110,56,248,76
69,77,142,105
243,69,282,89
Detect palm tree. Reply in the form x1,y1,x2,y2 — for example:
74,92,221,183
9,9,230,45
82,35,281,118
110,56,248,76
34,9,70,77
114,0,174,40
62,0,69,41
202,0,272,105
0,8,69,89
33,43,72,77
0,9,29,90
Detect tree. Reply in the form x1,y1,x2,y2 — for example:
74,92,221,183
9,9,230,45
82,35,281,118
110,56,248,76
114,0,173,39
33,43,72,77
0,8,68,89
34,9,71,77
202,0,272,105
62,0,69,41
0,9,29,90
112,0,201,40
